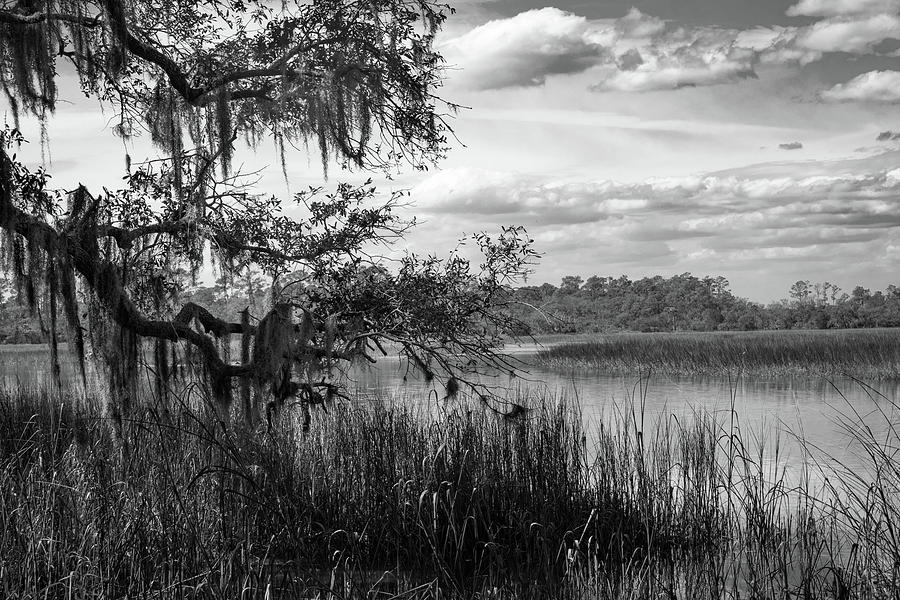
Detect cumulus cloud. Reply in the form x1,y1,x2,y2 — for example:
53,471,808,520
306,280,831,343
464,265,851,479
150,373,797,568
411,169,658,225
821,70,900,102
413,161,900,229
442,6,900,93
406,155,900,295
797,14,900,53
876,130,900,140
615,7,666,39
440,7,604,89
596,12,763,91
737,27,824,64
786,0,900,17
442,7,763,92
594,60,757,92
779,142,804,149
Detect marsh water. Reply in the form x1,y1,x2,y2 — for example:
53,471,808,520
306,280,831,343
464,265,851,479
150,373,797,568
2,341,898,492
356,346,900,489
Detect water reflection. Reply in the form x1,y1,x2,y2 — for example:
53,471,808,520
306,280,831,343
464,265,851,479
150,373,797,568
347,350,900,496
3,343,898,493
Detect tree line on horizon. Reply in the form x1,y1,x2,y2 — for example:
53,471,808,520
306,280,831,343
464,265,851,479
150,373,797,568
507,273,900,334
2,272,899,344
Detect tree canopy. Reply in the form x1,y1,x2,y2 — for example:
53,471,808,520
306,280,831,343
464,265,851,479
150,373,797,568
508,274,900,334
0,0,537,423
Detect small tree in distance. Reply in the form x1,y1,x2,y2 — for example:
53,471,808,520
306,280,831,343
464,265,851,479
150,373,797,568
0,0,537,423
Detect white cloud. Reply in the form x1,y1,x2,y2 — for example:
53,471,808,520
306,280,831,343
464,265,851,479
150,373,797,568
615,7,666,39
821,70,900,102
737,27,824,64
595,13,762,92
786,0,900,17
798,14,900,53
593,61,757,92
442,7,763,92
405,154,900,299
413,159,900,228
441,6,900,94
397,137,900,298
440,7,604,89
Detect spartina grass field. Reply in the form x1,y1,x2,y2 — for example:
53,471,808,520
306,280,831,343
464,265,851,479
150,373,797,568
0,384,898,598
536,329,900,378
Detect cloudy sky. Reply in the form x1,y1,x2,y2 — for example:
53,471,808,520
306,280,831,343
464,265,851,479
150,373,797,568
17,0,900,302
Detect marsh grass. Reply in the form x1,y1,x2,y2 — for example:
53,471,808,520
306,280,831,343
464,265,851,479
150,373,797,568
0,383,898,598
537,329,900,378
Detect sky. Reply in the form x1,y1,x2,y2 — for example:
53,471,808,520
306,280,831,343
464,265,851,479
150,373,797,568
13,0,900,302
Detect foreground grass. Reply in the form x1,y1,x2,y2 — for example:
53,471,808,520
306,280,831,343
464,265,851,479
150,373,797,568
537,329,900,378
0,385,898,598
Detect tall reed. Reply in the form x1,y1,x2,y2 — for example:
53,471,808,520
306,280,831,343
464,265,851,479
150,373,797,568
0,383,898,598
537,329,900,378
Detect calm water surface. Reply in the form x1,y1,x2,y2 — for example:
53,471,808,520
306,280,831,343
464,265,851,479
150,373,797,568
358,350,898,466
3,342,898,490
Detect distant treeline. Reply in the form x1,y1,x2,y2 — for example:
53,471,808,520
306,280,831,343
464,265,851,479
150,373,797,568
2,273,899,343
507,274,900,334
0,274,269,345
